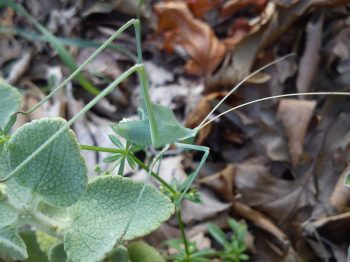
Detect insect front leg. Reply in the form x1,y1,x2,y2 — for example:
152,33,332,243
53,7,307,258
174,143,210,208
117,144,170,244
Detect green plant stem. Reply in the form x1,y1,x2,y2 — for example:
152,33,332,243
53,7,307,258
80,144,125,154
79,144,177,195
26,211,65,238
4,0,100,95
0,26,137,61
176,209,190,259
1,193,64,238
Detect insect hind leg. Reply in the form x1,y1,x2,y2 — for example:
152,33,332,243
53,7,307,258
174,143,209,208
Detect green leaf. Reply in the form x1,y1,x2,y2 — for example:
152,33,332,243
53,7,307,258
8,118,88,207
207,224,227,246
0,202,17,228
5,179,33,209
0,81,22,130
20,231,49,262
105,246,129,262
36,202,69,221
36,231,58,254
64,175,174,262
118,158,126,176
128,241,165,262
0,226,27,260
0,143,11,180
48,243,67,262
127,155,136,169
103,154,122,163
108,134,124,149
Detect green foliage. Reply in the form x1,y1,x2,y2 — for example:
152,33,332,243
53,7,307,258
65,176,174,262
104,246,129,262
128,241,165,262
0,81,22,131
166,238,215,262
0,81,175,261
4,0,100,95
8,118,88,206
20,231,49,262
166,218,249,262
103,135,143,176
207,219,249,262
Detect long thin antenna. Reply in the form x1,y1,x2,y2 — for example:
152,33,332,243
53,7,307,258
197,92,350,130
196,53,295,130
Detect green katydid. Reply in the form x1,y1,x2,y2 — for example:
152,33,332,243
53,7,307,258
1,5,350,249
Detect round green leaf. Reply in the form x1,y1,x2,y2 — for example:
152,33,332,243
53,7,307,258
0,180,33,228
0,204,17,228
8,118,88,207
128,241,165,262
64,176,174,262
0,81,22,130
48,243,67,262
20,231,49,262
5,179,33,209
105,246,129,262
0,143,11,180
0,226,27,260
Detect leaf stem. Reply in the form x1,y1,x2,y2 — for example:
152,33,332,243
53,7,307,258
80,144,125,154
176,209,190,258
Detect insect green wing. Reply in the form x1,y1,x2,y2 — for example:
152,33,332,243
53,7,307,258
112,101,194,148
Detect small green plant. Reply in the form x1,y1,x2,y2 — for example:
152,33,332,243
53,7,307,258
1,0,350,261
165,218,249,262
166,238,215,262
208,219,249,262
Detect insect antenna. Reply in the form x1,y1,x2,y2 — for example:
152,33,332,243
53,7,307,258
197,91,350,131
195,53,296,131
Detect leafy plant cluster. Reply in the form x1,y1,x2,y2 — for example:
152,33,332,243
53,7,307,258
0,1,248,261
0,65,249,262
0,81,174,261
167,218,249,262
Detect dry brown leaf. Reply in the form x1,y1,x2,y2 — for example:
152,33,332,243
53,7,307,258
277,99,316,166
199,164,235,201
234,163,315,224
6,51,32,85
185,92,225,144
303,212,350,244
221,0,268,18
233,201,290,249
205,1,275,91
261,0,348,49
181,188,231,224
296,13,323,94
154,2,226,76
329,162,350,213
185,0,222,18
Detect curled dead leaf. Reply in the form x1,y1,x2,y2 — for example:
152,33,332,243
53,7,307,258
155,2,226,76
221,0,268,18
329,164,350,213
277,99,316,166
185,0,222,18
199,164,235,201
